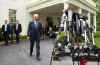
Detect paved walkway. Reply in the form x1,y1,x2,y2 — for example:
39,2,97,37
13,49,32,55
0,40,98,65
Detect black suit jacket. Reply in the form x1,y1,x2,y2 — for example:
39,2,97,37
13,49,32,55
27,21,42,40
2,24,10,34
9,24,14,34
14,24,22,34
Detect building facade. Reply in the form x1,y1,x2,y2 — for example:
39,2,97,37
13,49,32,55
0,0,96,35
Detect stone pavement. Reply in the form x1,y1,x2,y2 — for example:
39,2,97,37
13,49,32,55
0,40,98,65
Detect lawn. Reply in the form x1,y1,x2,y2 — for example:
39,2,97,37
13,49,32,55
94,31,100,47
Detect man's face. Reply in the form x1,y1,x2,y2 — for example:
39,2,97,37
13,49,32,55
16,20,19,24
5,20,7,24
33,16,39,21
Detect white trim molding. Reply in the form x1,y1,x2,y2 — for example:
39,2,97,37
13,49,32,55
78,8,82,14
26,0,96,15
94,15,96,32
26,0,64,12
88,12,91,27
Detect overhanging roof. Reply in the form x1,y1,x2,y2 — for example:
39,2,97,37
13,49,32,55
26,0,96,14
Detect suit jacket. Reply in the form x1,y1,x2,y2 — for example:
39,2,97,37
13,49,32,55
27,21,42,40
9,24,14,34
2,24,10,34
14,24,22,34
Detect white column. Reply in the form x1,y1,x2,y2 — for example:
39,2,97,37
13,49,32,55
91,14,96,45
63,2,69,42
78,8,82,14
88,12,91,27
63,2,68,32
94,15,96,32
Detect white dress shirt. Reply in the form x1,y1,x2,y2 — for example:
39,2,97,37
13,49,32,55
16,24,18,30
5,24,7,31
34,21,37,24
68,10,73,21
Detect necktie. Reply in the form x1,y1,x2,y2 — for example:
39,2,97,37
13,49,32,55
34,22,38,29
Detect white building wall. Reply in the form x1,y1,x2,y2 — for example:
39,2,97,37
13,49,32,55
0,0,17,27
0,0,32,35
16,4,32,35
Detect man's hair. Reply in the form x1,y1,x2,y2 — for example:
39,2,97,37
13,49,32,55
33,14,39,17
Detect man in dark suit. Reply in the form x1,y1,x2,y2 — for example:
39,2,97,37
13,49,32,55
14,20,22,43
9,22,14,43
2,20,10,45
27,14,42,61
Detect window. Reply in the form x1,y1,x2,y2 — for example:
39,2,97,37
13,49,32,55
9,9,17,23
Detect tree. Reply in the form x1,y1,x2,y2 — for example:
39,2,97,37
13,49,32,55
93,0,100,30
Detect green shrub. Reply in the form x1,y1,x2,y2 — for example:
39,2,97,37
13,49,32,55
19,35,27,39
0,28,3,41
94,31,100,47
56,31,65,42
0,29,27,42
13,34,27,40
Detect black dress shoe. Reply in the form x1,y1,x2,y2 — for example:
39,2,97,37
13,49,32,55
16,41,19,43
4,43,8,46
30,54,32,57
36,57,41,61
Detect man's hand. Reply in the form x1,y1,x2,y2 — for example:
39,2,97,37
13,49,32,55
27,36,30,40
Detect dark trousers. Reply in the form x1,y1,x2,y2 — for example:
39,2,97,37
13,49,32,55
3,32,9,45
30,39,40,57
9,33,13,43
16,33,19,43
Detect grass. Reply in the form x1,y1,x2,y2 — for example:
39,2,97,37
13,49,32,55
94,31,100,47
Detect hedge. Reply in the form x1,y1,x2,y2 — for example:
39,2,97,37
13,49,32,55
0,28,4,41
0,28,27,42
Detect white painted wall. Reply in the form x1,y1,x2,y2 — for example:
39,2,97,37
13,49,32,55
0,0,32,35
16,4,32,35
0,0,17,27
